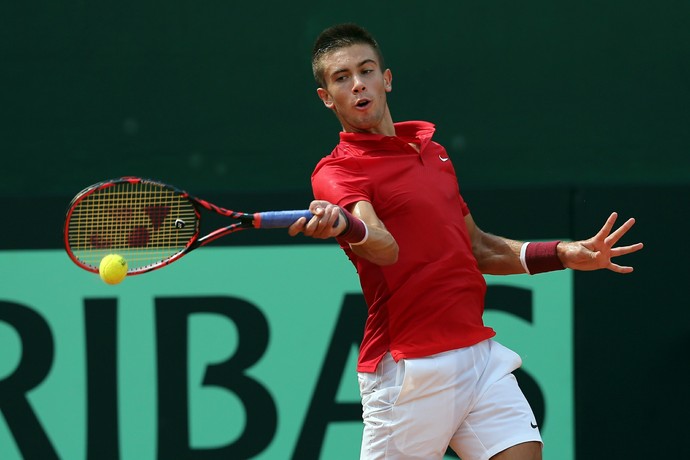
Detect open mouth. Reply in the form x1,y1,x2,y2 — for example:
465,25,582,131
355,99,371,109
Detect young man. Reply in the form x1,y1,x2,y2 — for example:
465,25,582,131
288,23,643,460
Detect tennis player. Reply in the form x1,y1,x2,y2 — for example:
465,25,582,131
289,23,643,460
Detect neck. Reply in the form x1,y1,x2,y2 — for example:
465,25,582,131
341,107,396,136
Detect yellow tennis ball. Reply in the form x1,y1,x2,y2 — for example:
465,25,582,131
99,254,128,285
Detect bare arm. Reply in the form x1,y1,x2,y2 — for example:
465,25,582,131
288,200,399,266
346,201,399,266
466,211,644,275
465,213,526,275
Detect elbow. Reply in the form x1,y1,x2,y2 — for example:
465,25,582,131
357,241,399,266
475,259,491,274
375,242,399,266
472,248,491,274
378,249,399,266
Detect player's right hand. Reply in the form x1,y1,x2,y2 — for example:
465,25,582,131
288,200,346,239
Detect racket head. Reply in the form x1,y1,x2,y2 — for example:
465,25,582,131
64,177,200,275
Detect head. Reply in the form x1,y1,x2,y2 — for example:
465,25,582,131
311,24,394,134
312,24,385,88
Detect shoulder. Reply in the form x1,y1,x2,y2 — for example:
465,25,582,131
312,146,363,178
311,148,371,204
312,157,364,194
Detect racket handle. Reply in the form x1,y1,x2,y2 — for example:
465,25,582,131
254,210,341,229
254,210,314,228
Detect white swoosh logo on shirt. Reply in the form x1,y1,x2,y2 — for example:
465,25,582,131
439,155,450,162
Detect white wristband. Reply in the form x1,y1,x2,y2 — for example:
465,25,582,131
519,242,531,275
348,221,369,246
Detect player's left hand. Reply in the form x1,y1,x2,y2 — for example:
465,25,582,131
558,212,644,273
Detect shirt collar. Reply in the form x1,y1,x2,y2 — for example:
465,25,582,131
339,121,436,146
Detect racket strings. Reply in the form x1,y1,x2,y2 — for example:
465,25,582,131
67,182,197,270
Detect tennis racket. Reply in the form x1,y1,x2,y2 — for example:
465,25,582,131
64,177,318,275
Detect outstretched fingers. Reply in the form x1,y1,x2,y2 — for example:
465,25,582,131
608,261,635,274
604,216,638,247
610,242,644,258
594,212,619,243
589,212,644,274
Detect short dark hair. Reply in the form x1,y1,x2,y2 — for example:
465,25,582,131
311,23,385,88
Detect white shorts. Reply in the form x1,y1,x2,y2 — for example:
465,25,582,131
358,340,542,460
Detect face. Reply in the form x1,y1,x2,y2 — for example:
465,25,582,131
316,44,393,135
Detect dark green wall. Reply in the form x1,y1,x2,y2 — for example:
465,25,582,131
2,0,688,197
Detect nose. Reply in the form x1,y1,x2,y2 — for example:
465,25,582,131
352,75,366,93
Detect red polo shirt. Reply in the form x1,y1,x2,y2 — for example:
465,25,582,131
312,121,495,372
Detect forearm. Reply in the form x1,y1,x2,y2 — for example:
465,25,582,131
342,203,398,266
468,211,640,276
348,224,398,266
473,232,526,275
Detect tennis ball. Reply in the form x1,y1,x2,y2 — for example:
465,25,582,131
99,254,128,285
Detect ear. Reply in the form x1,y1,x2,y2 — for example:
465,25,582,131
383,69,393,93
317,87,334,109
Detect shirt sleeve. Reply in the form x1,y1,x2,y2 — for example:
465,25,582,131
311,158,370,209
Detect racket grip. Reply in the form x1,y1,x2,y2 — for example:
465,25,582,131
254,210,314,228
254,210,341,229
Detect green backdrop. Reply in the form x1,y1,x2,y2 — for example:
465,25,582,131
0,248,573,459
